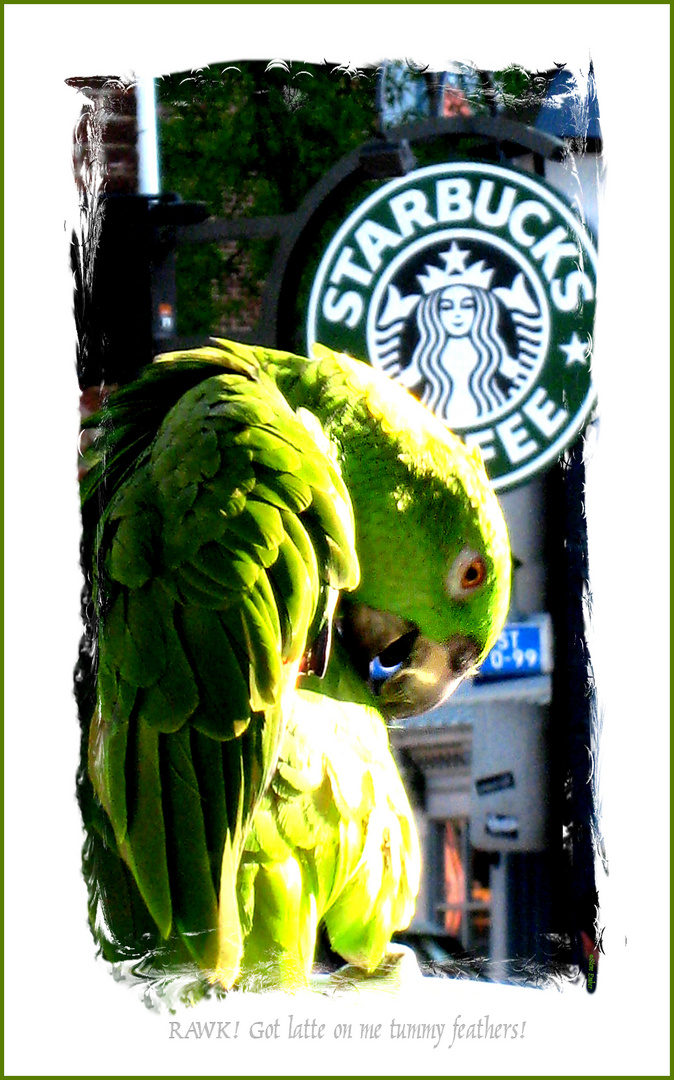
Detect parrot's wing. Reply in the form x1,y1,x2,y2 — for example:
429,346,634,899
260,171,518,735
238,643,421,988
85,352,358,988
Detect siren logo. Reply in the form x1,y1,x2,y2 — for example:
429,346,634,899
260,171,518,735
307,163,597,489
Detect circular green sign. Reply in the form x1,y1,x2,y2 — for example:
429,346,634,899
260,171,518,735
307,162,597,490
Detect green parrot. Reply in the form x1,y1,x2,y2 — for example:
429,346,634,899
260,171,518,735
79,338,511,994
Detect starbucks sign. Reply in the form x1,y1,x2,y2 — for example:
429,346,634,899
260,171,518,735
306,162,597,490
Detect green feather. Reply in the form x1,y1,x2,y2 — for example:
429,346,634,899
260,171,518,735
122,717,172,939
226,499,285,553
267,534,313,657
251,468,313,514
237,593,282,712
139,602,199,733
190,731,230,890
161,727,220,968
177,606,252,740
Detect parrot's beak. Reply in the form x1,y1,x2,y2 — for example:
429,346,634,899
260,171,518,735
376,632,480,719
337,601,480,720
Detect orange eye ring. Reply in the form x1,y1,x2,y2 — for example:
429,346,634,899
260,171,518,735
446,548,488,601
460,558,486,590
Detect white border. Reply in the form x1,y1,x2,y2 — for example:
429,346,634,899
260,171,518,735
5,7,670,1077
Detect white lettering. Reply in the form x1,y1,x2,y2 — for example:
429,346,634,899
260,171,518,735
523,387,569,437
474,180,517,228
508,200,550,247
463,427,497,462
329,246,372,287
496,413,538,463
388,189,435,237
531,226,578,281
435,178,473,223
354,219,402,272
321,286,363,328
551,269,594,312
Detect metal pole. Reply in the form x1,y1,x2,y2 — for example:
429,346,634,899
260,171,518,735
136,76,160,195
488,854,509,984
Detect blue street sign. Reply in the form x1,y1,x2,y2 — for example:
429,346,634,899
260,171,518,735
478,615,553,679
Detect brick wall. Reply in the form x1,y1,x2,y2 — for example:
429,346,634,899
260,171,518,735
67,76,139,197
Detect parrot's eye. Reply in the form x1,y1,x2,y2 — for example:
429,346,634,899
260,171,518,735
446,548,487,600
461,560,485,588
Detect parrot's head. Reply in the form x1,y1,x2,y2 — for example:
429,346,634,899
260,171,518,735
328,355,512,720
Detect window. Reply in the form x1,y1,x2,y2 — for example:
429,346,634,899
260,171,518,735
431,818,492,955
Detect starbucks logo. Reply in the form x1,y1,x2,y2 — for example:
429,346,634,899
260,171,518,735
307,163,597,490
